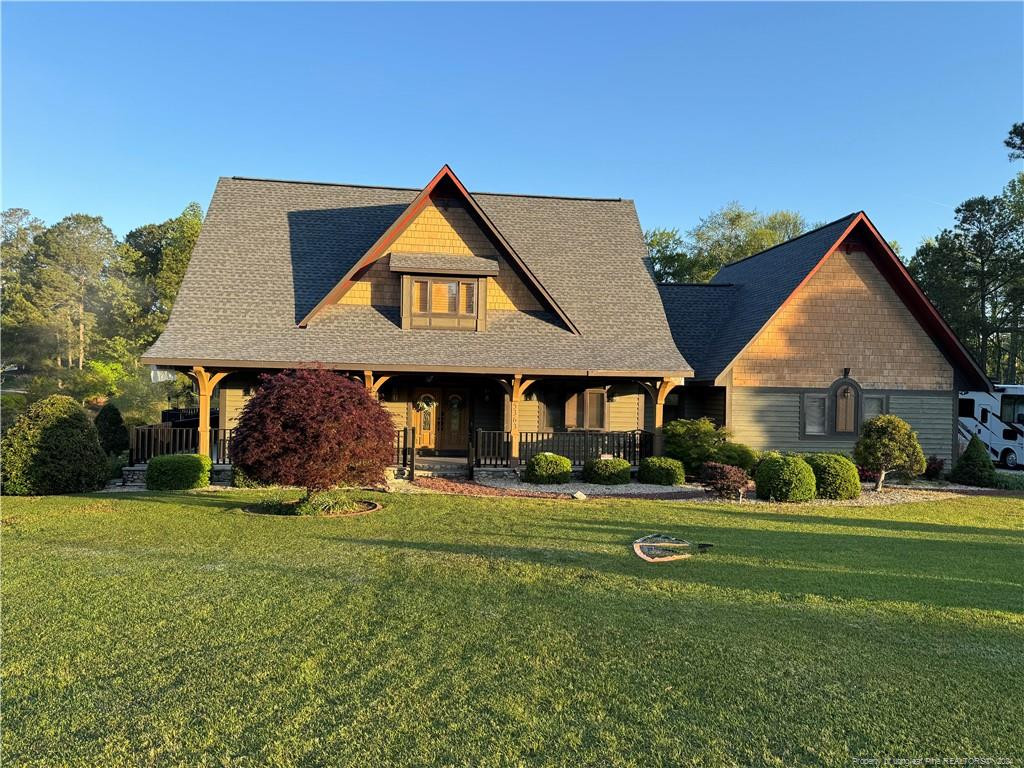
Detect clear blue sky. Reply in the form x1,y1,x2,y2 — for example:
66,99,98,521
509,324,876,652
3,2,1022,252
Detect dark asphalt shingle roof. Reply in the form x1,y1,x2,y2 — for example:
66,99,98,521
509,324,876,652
143,176,692,375
388,252,499,275
659,214,858,381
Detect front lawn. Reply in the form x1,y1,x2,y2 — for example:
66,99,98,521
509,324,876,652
3,490,1022,766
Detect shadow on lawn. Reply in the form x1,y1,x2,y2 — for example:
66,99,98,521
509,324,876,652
703,506,1024,541
336,519,1024,613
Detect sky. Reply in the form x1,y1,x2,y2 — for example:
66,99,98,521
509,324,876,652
3,2,1022,253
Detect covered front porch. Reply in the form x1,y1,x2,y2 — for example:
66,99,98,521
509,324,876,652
131,366,706,470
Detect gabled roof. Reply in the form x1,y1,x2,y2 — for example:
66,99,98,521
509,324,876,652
299,165,578,333
142,173,691,377
659,211,989,388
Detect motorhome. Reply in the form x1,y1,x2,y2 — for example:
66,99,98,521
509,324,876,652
958,384,1024,468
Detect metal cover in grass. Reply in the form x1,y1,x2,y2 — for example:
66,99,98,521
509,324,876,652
633,534,712,563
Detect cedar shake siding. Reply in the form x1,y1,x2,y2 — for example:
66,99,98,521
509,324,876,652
727,248,952,391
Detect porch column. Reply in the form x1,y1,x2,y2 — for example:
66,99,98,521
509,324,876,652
651,378,681,455
362,370,391,397
190,366,232,458
505,374,537,463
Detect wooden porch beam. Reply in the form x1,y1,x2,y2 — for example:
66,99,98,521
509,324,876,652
189,366,233,459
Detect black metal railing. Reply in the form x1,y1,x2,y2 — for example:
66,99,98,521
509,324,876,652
394,427,417,479
474,429,654,467
475,430,512,467
518,430,653,466
129,426,234,464
130,426,199,465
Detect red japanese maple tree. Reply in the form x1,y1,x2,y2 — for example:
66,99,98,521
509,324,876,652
231,368,395,497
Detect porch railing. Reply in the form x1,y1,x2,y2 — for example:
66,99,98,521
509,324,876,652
129,426,234,465
475,430,512,467
475,429,654,467
394,426,417,478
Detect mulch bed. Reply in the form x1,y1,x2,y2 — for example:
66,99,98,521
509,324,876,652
412,477,569,498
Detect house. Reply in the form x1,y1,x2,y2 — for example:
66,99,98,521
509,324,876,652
141,166,989,467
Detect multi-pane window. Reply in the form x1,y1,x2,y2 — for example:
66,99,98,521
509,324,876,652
804,394,827,435
408,278,479,329
863,395,886,422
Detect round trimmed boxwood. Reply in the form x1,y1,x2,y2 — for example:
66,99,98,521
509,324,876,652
582,457,631,485
754,454,816,502
146,454,213,490
523,452,572,484
637,456,685,486
1,395,108,495
803,453,861,500
714,441,757,473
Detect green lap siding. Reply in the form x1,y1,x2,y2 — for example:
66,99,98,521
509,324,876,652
727,388,954,463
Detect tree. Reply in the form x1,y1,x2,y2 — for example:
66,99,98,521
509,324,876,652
1,395,108,495
646,203,808,283
853,415,926,491
230,369,395,498
95,402,129,455
948,435,997,487
909,175,1024,382
33,214,116,371
1005,122,1024,161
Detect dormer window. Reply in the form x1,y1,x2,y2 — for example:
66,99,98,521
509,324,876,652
410,278,478,329
393,252,493,331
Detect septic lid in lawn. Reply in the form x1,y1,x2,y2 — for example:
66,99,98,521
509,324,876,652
633,534,713,563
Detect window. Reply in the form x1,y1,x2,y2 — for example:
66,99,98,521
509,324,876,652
958,398,976,418
583,389,607,430
863,395,886,422
804,394,827,435
1001,395,1024,425
407,277,480,330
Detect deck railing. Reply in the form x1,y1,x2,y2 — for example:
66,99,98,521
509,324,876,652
394,427,417,475
130,426,199,465
475,430,512,467
475,429,654,467
129,426,234,465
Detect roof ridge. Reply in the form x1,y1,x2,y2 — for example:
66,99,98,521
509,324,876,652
715,212,861,272
226,175,623,203
658,282,736,288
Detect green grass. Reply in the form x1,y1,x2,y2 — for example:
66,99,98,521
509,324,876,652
3,490,1023,767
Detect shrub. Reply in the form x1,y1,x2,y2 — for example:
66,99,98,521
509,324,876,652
582,457,631,485
993,472,1024,492
662,418,729,474
231,369,395,498
146,454,212,490
94,402,129,455
924,455,945,481
853,415,926,491
714,441,757,473
107,452,129,481
637,456,685,486
754,454,816,502
700,462,750,500
803,453,861,500
524,452,572,484
232,465,269,488
948,436,997,487
1,395,108,495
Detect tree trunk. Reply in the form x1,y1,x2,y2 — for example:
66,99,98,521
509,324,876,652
874,470,886,492
78,300,85,369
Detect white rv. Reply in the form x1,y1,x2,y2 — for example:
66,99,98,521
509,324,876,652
958,384,1024,468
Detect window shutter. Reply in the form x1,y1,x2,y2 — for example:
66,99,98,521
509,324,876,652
565,392,578,429
835,385,856,433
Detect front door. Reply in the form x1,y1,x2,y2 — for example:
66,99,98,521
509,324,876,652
438,390,468,453
413,389,439,452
